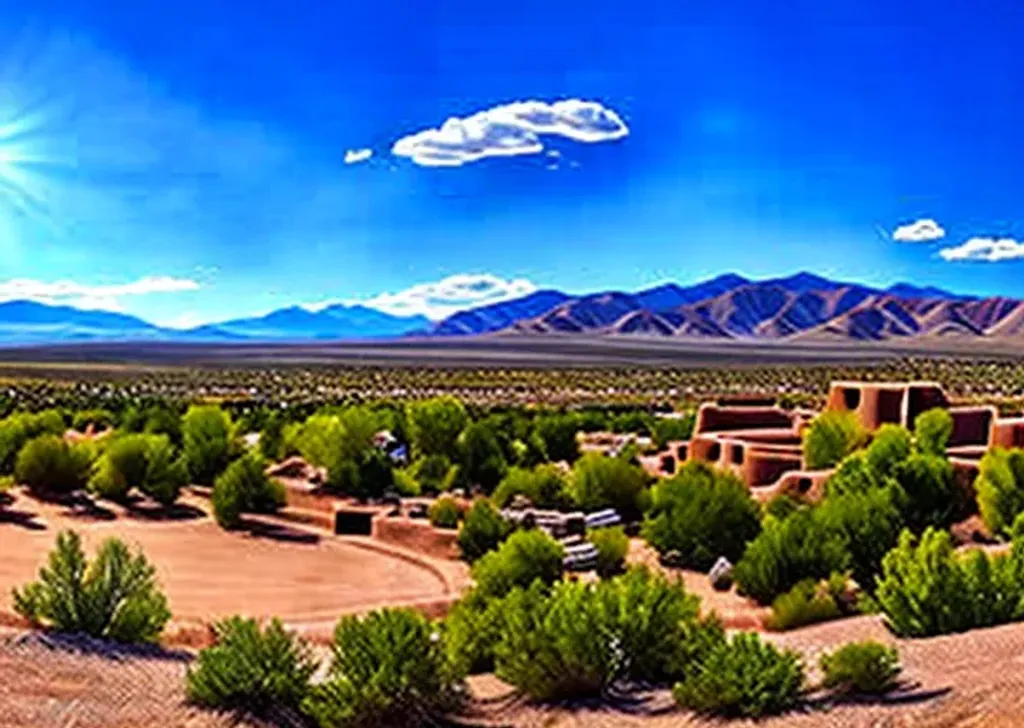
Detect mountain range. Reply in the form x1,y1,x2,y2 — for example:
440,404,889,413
3,272,1023,346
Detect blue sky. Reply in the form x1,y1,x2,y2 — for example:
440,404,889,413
0,0,1022,326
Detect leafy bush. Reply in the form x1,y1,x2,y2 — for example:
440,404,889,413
815,486,905,592
591,525,629,577
411,454,458,493
13,530,170,644
15,434,93,496
186,616,316,721
212,452,286,529
733,509,847,605
534,414,581,464
802,410,867,470
391,468,421,497
258,412,286,462
652,413,695,449
492,464,572,509
139,436,190,505
820,641,901,695
643,461,761,571
894,452,959,532
570,452,649,521
875,526,1024,637
429,496,462,529
0,410,66,474
864,425,913,480
443,590,507,675
458,498,512,562
914,408,953,457
976,447,1024,537
183,405,236,486
302,608,464,728
89,433,187,505
493,568,719,700
673,632,804,718
764,494,803,521
766,575,848,631
471,529,564,599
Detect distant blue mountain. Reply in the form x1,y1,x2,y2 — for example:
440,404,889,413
0,300,165,344
885,282,973,301
430,289,572,335
635,273,750,311
191,304,430,340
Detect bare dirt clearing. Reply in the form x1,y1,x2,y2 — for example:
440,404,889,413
0,490,465,643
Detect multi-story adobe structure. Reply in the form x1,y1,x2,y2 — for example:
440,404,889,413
646,381,1024,503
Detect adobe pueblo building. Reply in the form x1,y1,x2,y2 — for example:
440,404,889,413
655,381,1024,502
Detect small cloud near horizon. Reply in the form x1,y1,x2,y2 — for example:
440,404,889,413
343,148,373,165
939,237,1024,262
391,99,628,167
893,218,946,242
0,275,199,311
313,273,538,320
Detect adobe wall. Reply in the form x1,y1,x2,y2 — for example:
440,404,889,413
371,516,460,561
825,381,949,431
693,404,796,435
990,418,1024,449
948,407,997,447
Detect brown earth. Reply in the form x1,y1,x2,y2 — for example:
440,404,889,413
0,489,469,645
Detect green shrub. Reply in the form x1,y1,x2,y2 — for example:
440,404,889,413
763,493,803,521
673,632,804,718
894,452,959,531
492,464,571,509
302,608,464,728
391,468,421,497
443,590,507,675
875,526,1024,637
643,461,761,571
183,405,236,486
411,454,457,493
976,448,1024,537
457,498,512,562
406,397,468,460
0,410,66,474
914,408,953,457
258,413,286,462
820,641,901,695
471,529,564,599
15,435,93,496
591,526,629,577
212,452,285,529
652,413,695,449
570,452,649,521
802,410,867,470
815,486,905,592
766,577,842,631
186,616,316,721
534,414,581,463
12,530,170,644
139,436,189,505
89,433,187,506
429,496,462,529
733,509,847,605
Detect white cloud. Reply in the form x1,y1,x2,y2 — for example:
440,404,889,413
938,237,1024,262
0,275,199,311
325,273,538,320
344,148,373,165
893,218,946,242
391,99,628,167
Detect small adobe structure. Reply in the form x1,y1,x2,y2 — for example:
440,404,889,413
652,381,1024,503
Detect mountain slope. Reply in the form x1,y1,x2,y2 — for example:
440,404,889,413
202,305,430,340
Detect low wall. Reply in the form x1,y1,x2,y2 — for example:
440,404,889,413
371,516,460,561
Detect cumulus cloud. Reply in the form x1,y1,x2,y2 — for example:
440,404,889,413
391,99,628,167
938,237,1024,262
344,148,373,165
893,218,946,242
351,273,538,320
0,275,200,311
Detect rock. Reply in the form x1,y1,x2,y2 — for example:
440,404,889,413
659,550,684,568
709,557,734,591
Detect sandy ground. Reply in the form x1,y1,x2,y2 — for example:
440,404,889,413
0,490,467,643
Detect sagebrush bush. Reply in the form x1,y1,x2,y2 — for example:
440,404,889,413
212,452,286,529
914,408,953,457
471,528,564,599
802,410,867,470
642,461,761,571
302,608,465,728
875,526,1024,637
492,464,572,509
820,641,901,695
766,576,845,631
89,433,187,505
15,434,93,496
570,452,649,521
186,616,316,721
12,530,170,644
443,589,507,675
0,410,66,475
976,447,1024,537
673,632,804,718
429,496,462,529
591,525,629,577
457,498,512,562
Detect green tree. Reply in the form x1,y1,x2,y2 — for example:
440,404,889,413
457,421,508,493
492,464,572,509
15,435,93,496
534,414,581,464
914,408,953,457
458,499,512,562
976,448,1024,537
802,410,867,470
570,452,649,521
472,529,564,599
212,452,286,529
183,405,236,486
406,397,468,460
